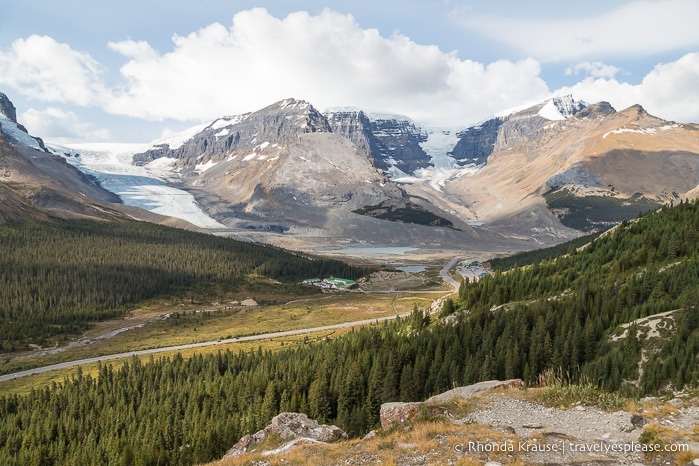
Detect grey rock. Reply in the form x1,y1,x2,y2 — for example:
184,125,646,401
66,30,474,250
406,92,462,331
631,414,648,429
0,92,17,123
379,402,423,430
225,412,347,458
325,109,432,174
426,379,524,404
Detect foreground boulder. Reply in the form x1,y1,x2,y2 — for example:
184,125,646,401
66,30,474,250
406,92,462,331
380,379,524,430
225,412,347,457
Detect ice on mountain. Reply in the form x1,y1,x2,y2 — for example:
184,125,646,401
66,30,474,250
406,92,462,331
0,115,43,150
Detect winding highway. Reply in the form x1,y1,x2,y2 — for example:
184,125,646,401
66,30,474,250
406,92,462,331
0,257,462,384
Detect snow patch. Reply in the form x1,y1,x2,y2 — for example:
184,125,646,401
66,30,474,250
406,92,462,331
538,100,566,121
215,128,230,138
210,113,249,130
151,123,209,150
603,124,679,139
195,160,218,173
243,153,257,161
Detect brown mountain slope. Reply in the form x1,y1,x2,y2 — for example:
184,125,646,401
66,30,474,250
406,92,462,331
445,103,699,232
0,132,123,223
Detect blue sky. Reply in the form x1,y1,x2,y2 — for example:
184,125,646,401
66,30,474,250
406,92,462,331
1,0,698,143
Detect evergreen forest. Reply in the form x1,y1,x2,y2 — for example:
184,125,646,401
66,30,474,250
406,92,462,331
0,219,365,351
0,200,698,465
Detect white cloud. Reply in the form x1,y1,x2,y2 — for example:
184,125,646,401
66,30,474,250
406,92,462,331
103,8,550,126
21,107,111,142
565,61,621,79
2,7,698,138
0,35,108,105
556,52,699,123
458,0,699,61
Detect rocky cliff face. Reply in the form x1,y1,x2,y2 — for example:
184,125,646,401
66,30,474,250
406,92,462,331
0,92,47,152
325,110,432,175
0,92,17,123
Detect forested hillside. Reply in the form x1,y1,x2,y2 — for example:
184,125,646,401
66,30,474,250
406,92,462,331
0,201,697,465
0,219,364,350
455,200,699,392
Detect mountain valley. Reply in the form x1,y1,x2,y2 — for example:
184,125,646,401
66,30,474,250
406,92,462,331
2,89,699,465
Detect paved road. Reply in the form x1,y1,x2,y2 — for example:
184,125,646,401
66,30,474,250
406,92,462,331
440,256,462,291
0,313,413,383
1,256,463,383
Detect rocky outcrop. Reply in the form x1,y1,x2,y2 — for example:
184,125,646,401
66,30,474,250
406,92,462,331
380,379,524,430
545,166,602,191
449,117,503,167
0,92,17,123
225,412,347,458
379,402,424,430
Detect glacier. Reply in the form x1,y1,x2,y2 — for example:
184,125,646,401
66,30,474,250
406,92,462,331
49,142,227,230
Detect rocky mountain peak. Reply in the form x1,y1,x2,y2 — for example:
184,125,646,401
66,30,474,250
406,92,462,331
132,97,331,166
0,92,18,123
575,101,616,119
0,92,47,152
550,94,586,119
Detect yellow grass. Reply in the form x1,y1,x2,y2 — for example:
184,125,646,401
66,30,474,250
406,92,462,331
0,292,435,386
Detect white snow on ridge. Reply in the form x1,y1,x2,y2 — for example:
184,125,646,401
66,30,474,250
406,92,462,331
150,122,209,150
367,112,413,122
210,113,249,130
602,124,679,139
47,141,227,229
538,100,566,121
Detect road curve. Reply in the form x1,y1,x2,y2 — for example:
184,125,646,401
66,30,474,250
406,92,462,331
440,256,462,292
1,257,463,383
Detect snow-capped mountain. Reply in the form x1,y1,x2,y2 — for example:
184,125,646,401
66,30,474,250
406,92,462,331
4,88,699,253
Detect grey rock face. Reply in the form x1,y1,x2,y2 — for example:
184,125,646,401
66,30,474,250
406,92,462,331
0,92,17,123
546,167,602,191
449,118,503,166
325,110,432,174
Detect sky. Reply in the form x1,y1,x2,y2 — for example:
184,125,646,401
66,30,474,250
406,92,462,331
1,0,698,144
